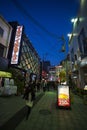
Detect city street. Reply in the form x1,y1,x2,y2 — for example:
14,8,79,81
0,90,87,130
0,1,87,130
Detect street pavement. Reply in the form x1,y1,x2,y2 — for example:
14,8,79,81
0,90,87,130
0,91,44,130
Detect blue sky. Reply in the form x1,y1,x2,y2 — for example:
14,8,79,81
0,0,80,65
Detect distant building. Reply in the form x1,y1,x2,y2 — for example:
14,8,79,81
55,65,63,82
48,66,56,81
42,60,51,79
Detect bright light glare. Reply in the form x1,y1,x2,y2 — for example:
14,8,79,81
67,33,72,37
71,18,78,23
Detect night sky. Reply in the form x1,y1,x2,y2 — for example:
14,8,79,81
0,0,80,65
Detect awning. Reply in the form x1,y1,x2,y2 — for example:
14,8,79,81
0,71,12,78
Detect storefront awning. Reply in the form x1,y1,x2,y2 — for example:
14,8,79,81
0,71,12,78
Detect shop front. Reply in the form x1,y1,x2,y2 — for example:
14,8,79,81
0,57,17,96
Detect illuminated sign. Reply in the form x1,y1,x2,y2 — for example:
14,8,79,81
57,85,70,107
11,26,23,64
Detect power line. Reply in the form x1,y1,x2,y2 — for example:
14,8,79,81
10,0,66,65
11,0,61,40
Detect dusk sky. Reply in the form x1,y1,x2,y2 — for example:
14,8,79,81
0,0,80,65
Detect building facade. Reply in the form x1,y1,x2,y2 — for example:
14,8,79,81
8,21,40,83
0,15,12,71
69,0,87,89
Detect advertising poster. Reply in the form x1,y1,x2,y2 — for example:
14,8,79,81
57,85,70,107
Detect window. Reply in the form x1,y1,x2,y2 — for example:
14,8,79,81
0,43,4,57
0,26,4,37
71,48,74,62
78,28,87,58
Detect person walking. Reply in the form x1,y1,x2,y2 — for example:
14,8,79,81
42,79,47,92
23,83,34,120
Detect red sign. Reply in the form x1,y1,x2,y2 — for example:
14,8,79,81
42,70,47,77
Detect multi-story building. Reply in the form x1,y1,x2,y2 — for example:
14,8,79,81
48,66,56,81
69,0,87,89
8,21,40,82
0,15,12,71
42,60,50,79
0,17,40,95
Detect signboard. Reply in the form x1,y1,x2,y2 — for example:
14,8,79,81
11,26,23,65
57,85,70,107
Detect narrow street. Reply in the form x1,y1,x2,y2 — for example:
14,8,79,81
15,91,87,130
0,90,87,130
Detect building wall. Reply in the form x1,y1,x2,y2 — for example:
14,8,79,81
0,15,12,71
20,34,40,81
7,21,40,81
0,15,12,58
69,0,87,88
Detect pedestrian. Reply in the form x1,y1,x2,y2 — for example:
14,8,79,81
42,79,47,92
23,83,34,120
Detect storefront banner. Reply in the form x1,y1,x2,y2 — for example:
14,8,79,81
58,85,70,107
11,26,23,65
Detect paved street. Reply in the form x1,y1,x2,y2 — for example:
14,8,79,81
15,91,87,130
0,91,44,130
0,90,87,130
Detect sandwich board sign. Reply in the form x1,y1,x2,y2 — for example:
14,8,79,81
57,85,70,108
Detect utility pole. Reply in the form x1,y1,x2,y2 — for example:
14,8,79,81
60,36,68,84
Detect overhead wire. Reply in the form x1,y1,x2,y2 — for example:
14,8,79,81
11,0,65,65
11,0,61,40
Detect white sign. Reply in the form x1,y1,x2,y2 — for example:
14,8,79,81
11,26,23,64
57,85,70,107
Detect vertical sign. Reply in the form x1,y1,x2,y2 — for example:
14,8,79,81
58,85,70,107
11,26,23,64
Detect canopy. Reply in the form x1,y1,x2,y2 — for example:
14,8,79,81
0,71,12,78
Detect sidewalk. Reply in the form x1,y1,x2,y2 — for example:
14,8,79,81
0,91,44,130
15,91,87,130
